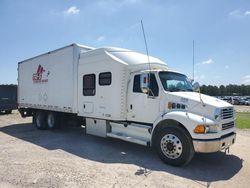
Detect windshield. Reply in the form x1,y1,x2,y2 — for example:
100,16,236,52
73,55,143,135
159,71,193,92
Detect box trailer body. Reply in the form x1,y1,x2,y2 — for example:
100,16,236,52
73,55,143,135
0,85,17,113
18,43,236,166
18,44,93,114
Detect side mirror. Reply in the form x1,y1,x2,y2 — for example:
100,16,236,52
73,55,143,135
193,82,200,92
188,78,194,84
140,73,149,94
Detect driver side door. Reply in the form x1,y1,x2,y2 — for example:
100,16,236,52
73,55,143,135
127,73,160,124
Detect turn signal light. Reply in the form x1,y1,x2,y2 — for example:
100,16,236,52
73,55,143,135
194,125,206,134
167,102,172,109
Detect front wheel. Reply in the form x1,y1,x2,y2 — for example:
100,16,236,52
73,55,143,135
156,126,194,166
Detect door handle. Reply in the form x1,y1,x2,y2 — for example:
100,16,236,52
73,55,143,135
130,104,133,110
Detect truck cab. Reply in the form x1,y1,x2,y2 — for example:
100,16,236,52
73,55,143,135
124,70,236,165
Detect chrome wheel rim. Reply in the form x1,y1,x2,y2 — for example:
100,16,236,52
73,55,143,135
160,134,183,159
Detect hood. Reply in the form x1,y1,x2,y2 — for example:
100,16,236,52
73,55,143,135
171,92,232,108
164,91,234,121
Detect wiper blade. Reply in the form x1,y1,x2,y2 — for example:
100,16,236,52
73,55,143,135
168,88,180,92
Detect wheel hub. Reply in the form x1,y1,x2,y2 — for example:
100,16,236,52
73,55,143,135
160,134,183,159
166,142,174,151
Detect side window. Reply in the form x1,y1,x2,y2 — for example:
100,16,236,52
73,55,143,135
149,74,159,97
132,74,159,97
83,74,96,96
133,75,142,93
99,72,112,86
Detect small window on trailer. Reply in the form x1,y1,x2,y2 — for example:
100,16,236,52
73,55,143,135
83,74,96,96
99,72,112,86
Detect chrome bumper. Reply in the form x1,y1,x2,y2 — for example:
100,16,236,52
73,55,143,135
193,133,236,153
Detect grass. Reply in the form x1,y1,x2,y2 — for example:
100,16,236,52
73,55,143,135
236,112,250,129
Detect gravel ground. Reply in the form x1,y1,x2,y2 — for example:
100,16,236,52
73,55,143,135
0,111,250,188
234,105,250,112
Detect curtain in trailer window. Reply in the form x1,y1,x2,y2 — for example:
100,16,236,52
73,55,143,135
99,72,112,86
83,74,96,96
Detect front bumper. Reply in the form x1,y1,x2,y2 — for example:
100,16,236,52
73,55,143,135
193,132,236,153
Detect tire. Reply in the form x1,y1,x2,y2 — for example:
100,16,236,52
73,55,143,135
5,110,12,114
155,126,194,166
34,111,47,130
47,112,60,129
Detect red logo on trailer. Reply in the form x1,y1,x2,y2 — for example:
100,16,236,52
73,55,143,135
32,64,49,83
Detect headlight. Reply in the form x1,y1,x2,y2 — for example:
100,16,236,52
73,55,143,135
214,108,221,121
194,124,219,134
207,124,219,133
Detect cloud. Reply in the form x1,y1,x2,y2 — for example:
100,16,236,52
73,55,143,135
64,6,80,15
97,36,105,42
202,59,214,65
194,74,206,80
128,22,140,30
242,75,250,85
121,0,140,4
214,75,221,79
229,9,250,17
199,74,206,79
229,9,241,16
245,11,250,16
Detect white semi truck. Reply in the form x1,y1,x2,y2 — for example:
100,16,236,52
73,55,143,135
18,43,236,166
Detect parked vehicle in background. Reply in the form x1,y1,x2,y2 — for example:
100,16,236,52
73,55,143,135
221,96,232,104
0,85,17,114
241,97,250,105
220,96,250,106
18,43,236,166
245,100,250,106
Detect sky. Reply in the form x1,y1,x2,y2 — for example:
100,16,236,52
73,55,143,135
0,0,249,86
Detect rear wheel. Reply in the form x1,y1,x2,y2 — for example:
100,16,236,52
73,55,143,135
34,111,47,130
47,112,60,129
156,126,194,166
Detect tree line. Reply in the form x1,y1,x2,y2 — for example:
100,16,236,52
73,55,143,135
200,84,250,96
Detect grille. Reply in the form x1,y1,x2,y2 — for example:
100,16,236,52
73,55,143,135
221,107,234,120
222,121,234,130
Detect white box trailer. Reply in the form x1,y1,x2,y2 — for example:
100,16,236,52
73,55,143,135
18,43,236,166
18,44,92,114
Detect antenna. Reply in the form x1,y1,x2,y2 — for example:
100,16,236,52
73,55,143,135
141,20,151,95
192,40,194,81
141,20,151,70
193,40,204,106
